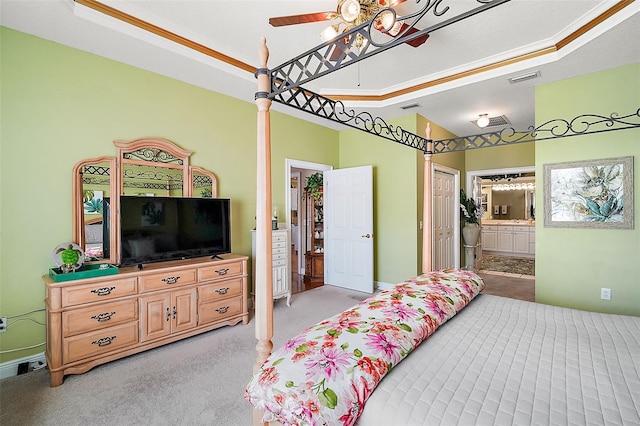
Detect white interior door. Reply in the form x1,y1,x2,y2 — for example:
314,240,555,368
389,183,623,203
324,166,374,293
433,170,456,269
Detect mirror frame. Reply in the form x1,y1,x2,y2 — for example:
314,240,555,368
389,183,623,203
72,156,118,265
73,137,218,265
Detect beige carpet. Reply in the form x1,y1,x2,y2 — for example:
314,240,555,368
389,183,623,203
0,275,533,425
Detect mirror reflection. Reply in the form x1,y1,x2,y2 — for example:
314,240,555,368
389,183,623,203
481,173,535,221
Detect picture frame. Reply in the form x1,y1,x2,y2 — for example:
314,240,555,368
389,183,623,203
543,156,634,229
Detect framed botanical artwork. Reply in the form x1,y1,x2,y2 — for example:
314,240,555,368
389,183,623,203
543,156,634,229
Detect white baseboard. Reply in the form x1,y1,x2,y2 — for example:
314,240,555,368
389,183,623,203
0,352,46,380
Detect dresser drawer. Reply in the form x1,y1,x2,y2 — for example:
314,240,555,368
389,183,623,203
62,278,138,307
198,261,243,282
139,268,197,292
63,322,139,364
198,278,243,303
63,299,139,338
198,297,242,325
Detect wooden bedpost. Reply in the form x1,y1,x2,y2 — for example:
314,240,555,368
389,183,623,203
253,37,274,426
422,123,433,273
254,37,274,372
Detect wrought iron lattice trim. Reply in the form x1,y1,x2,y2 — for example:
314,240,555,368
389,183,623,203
193,175,213,188
82,165,110,176
273,86,430,152
123,181,183,191
269,0,510,97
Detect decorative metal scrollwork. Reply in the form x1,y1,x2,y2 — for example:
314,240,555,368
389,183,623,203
92,336,116,347
433,109,640,153
123,148,183,165
90,286,116,296
82,165,110,176
91,312,116,322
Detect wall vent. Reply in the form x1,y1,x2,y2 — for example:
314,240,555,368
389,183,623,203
508,70,540,84
399,102,420,110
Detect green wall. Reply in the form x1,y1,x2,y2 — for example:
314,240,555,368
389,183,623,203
0,27,338,363
535,62,640,316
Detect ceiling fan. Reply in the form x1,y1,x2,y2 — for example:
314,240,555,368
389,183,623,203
269,0,429,49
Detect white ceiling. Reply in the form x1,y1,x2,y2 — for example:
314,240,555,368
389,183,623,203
2,0,639,137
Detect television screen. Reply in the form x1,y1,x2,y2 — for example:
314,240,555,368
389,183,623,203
119,196,231,266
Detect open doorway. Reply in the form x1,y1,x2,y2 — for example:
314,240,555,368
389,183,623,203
285,160,333,293
467,166,536,277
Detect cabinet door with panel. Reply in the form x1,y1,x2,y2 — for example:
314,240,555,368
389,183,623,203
481,226,498,251
513,226,530,254
139,288,197,341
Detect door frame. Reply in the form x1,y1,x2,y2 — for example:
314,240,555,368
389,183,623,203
432,163,461,269
285,159,333,275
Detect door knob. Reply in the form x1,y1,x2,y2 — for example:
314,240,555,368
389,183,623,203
361,233,372,238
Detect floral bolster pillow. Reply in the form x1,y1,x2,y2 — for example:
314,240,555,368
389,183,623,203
245,269,485,426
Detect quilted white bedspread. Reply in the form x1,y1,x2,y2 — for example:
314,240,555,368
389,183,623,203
356,294,640,426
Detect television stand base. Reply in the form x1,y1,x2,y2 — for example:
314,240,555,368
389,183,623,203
211,254,223,260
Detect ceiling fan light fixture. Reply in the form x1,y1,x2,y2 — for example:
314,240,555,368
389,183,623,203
320,24,340,42
377,10,396,32
387,20,403,36
339,0,361,22
477,114,490,128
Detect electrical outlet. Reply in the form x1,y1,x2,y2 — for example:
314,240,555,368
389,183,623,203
0,316,6,332
601,288,612,300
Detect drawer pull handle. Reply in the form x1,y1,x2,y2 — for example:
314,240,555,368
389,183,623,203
215,306,229,314
166,307,171,322
172,306,177,319
92,336,116,347
161,276,180,284
215,268,229,276
215,287,229,295
91,286,116,296
91,312,116,322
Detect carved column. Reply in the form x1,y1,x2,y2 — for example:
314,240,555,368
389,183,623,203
422,123,433,274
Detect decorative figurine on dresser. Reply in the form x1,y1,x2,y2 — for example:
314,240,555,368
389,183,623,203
43,137,248,387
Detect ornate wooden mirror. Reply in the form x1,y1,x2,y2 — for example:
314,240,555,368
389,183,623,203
72,137,217,265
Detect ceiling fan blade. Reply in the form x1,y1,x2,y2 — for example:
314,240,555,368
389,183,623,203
269,11,338,27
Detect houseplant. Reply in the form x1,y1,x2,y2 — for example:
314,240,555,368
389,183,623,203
460,189,482,246
304,172,323,201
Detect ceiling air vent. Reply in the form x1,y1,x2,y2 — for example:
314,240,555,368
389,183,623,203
400,102,420,110
471,115,511,128
508,70,540,84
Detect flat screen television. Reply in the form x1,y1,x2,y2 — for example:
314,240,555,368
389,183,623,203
117,196,231,267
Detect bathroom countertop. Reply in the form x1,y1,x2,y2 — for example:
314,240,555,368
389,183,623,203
481,220,535,226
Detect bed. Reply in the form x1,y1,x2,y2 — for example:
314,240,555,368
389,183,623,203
246,270,640,425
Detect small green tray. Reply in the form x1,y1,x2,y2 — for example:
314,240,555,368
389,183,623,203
49,264,119,282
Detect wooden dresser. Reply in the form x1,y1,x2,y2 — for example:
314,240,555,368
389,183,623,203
43,254,248,387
